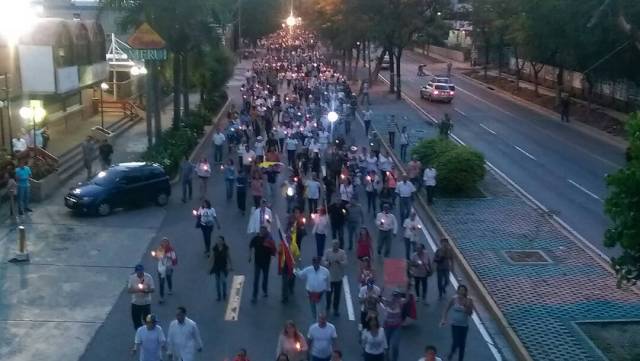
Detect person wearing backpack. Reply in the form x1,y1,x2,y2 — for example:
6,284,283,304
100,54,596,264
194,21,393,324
196,199,221,257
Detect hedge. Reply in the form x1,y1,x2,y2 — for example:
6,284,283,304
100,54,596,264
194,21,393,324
411,138,485,194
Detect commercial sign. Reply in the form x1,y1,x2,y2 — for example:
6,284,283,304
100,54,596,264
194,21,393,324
127,23,167,60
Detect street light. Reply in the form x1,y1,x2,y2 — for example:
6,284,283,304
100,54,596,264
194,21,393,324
19,104,46,149
0,1,40,45
286,14,296,27
100,82,109,128
327,111,338,141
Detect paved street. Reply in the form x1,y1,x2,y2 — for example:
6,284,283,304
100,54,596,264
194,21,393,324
79,63,503,361
385,51,627,256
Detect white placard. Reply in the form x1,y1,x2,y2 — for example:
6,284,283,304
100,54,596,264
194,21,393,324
18,45,55,93
56,66,80,94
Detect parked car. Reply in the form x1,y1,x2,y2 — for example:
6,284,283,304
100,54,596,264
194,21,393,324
419,81,456,103
381,54,390,70
64,162,171,216
430,76,452,84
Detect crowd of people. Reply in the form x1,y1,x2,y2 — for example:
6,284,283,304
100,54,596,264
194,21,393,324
129,28,475,361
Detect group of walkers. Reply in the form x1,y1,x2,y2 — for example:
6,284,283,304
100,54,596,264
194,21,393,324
128,27,475,361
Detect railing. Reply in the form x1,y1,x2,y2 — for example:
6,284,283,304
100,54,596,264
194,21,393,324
94,99,142,120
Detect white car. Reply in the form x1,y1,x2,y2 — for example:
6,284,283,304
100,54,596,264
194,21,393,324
381,54,390,70
420,81,455,103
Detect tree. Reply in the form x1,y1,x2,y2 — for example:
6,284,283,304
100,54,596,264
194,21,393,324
604,112,640,285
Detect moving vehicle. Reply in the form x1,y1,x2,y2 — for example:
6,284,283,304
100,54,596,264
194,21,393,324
381,54,391,70
419,80,456,103
64,162,171,216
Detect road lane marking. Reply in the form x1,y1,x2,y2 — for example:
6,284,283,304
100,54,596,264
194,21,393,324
224,275,245,321
479,123,497,135
342,276,355,321
513,145,537,161
379,73,610,262
454,108,467,116
413,208,502,361
567,179,603,202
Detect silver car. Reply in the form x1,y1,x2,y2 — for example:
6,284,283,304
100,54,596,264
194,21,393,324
419,82,455,103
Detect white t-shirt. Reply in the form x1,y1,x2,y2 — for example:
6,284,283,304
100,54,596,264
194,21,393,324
423,168,437,186
135,325,166,361
361,328,387,355
129,273,155,305
307,323,337,358
198,207,217,226
396,181,416,198
212,133,226,146
285,138,298,151
306,180,321,199
403,218,420,240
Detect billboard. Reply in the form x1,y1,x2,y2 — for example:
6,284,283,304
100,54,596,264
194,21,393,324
18,45,56,93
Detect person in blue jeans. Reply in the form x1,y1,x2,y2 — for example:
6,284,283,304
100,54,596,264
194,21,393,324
440,285,475,361
209,236,232,301
179,156,194,203
223,159,236,200
15,160,32,215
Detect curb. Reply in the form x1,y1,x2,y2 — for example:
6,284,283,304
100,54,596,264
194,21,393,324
458,73,629,151
363,113,532,361
169,97,231,185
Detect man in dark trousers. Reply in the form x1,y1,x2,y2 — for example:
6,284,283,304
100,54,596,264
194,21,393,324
98,139,113,170
249,226,276,303
560,94,570,122
328,199,348,249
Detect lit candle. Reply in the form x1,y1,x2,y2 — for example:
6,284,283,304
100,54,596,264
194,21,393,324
138,283,144,290
287,187,294,196
220,165,225,170
366,176,372,181
203,164,209,171
302,217,307,224
295,342,301,350
192,209,198,216
151,250,156,257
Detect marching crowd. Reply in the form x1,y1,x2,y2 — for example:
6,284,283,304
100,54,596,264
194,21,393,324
127,28,475,361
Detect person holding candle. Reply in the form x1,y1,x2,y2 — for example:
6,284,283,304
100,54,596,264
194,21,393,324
154,238,177,304
128,264,155,330
402,211,421,260
375,204,398,257
276,320,308,361
196,200,221,257
410,244,432,304
312,207,330,258
196,158,212,199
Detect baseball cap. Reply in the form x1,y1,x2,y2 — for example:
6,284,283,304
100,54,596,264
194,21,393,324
134,264,144,272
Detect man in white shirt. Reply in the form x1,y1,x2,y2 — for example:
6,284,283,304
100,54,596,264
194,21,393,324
307,312,337,361
378,151,392,183
167,307,203,361
422,165,437,205
375,204,397,257
396,175,416,222
305,174,322,213
132,314,165,361
322,240,347,317
285,136,298,168
247,199,273,234
240,145,256,171
212,130,226,163
295,257,331,320
402,211,421,260
128,264,155,330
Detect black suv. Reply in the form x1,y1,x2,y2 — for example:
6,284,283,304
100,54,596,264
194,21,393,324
65,162,171,216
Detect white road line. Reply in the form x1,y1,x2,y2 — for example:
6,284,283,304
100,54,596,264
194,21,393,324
414,208,503,361
380,73,609,261
513,145,537,161
454,108,467,116
567,179,603,202
342,276,356,321
479,123,497,135
224,275,245,321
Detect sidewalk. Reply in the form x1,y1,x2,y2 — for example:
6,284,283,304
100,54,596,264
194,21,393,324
365,83,640,361
0,92,200,361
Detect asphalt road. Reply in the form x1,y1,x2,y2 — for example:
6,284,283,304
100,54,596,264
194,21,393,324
384,51,626,256
79,68,501,361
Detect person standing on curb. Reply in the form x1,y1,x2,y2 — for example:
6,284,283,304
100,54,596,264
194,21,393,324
361,316,387,361
323,240,347,317
434,238,454,299
410,244,432,305
81,135,96,180
196,199,221,257
98,139,113,170
209,236,232,301
440,285,475,361
307,312,338,361
295,257,331,320
128,264,155,330
422,164,437,205
213,129,226,163
167,306,203,361
132,314,165,361
180,155,194,203
249,226,276,303
15,159,32,215
276,320,308,361
154,238,177,304
375,204,397,257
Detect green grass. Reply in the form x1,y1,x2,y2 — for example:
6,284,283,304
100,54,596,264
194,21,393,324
578,321,640,361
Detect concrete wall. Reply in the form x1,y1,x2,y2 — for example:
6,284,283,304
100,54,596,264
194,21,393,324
414,45,467,62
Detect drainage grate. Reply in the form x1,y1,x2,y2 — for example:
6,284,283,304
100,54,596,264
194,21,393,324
503,250,552,264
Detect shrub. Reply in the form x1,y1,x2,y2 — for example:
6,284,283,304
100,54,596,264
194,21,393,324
411,138,458,166
433,146,485,194
142,128,198,177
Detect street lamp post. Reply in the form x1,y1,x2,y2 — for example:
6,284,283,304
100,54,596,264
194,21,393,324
100,82,109,128
19,104,46,149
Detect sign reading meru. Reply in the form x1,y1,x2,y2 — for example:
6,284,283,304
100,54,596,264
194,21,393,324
127,22,167,60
